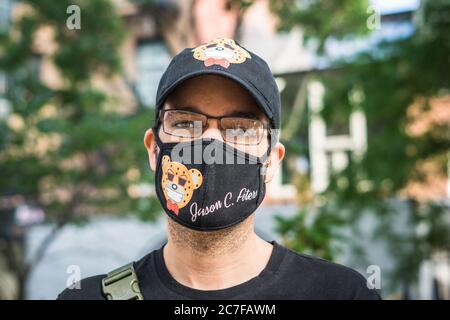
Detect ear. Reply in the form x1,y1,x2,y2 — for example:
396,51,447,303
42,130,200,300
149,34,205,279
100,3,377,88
189,169,203,189
263,142,285,184
144,128,158,171
162,155,171,170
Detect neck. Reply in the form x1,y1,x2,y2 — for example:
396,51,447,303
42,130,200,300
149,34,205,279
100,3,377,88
163,215,273,290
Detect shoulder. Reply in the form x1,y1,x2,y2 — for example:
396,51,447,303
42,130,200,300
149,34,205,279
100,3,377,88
57,274,106,300
56,249,158,300
277,244,381,300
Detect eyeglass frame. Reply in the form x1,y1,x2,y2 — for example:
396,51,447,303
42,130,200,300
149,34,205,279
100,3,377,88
154,108,274,146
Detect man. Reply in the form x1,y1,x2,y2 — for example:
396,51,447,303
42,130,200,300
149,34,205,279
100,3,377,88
57,38,381,300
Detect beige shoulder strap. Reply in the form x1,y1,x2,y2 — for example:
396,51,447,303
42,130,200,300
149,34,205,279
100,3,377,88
101,262,144,300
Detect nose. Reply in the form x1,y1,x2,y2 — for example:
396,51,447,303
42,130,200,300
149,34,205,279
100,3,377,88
172,184,177,190
202,118,224,142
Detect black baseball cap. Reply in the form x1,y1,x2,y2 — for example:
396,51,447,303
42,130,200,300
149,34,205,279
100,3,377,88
154,38,281,129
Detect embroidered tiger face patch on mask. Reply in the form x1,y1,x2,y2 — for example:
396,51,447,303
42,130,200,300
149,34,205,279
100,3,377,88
192,38,251,69
161,155,203,216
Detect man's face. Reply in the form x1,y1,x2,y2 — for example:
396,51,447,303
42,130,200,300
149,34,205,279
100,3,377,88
159,74,270,158
145,74,284,183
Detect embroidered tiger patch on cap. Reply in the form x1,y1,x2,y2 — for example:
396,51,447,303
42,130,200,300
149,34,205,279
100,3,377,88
192,38,251,69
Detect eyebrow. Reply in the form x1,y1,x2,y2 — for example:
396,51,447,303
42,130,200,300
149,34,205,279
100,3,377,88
173,105,260,119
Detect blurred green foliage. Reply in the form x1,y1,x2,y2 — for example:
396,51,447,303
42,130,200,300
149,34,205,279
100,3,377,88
269,0,371,52
0,0,160,226
273,0,450,295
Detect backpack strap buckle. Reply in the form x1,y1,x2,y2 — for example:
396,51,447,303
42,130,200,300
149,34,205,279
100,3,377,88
101,262,144,300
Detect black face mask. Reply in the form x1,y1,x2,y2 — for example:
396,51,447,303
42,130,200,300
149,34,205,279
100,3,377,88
153,133,270,231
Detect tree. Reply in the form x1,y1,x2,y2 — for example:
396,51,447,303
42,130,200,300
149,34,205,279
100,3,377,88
0,0,159,299
273,0,450,297
269,0,370,52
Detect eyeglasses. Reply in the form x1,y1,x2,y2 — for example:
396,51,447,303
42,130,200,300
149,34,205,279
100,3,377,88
158,109,269,145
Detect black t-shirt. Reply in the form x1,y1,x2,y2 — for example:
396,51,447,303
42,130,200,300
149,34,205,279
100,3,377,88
57,240,381,300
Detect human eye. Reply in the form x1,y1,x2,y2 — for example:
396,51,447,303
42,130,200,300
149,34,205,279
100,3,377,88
224,118,259,131
173,120,195,128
